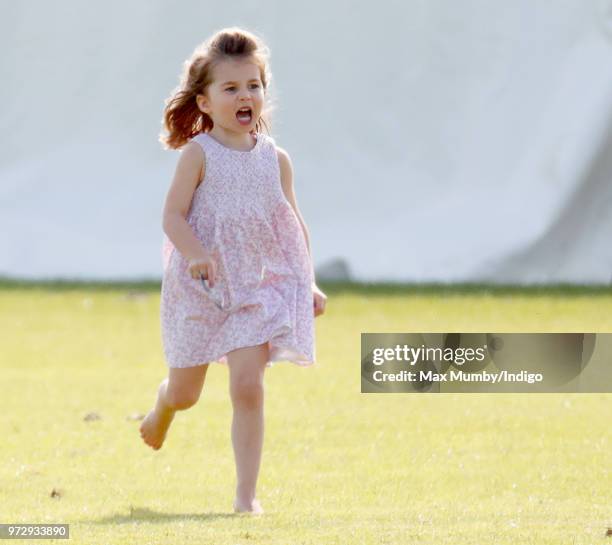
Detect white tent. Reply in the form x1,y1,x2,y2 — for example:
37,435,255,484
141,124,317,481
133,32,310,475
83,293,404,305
2,0,612,283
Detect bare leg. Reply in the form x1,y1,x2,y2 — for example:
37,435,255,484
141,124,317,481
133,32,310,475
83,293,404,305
140,364,209,450
227,343,269,514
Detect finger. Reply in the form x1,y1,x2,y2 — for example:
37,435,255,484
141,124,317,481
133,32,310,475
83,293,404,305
209,260,216,287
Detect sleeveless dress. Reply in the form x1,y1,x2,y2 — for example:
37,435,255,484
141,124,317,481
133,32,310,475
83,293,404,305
160,130,316,368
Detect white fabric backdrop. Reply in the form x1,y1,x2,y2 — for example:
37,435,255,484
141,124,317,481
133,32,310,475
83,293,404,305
2,0,612,283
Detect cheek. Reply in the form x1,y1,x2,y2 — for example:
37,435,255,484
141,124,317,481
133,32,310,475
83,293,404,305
220,100,236,115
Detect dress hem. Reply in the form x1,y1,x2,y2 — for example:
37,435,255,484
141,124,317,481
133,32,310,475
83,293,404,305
164,337,316,369
165,356,316,369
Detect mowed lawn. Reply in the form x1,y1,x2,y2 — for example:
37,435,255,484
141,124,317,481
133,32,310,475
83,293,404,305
0,281,611,544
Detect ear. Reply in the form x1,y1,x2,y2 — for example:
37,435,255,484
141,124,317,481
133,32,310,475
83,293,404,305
196,94,210,114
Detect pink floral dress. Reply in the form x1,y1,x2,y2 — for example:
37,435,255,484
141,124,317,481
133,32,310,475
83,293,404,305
160,131,316,368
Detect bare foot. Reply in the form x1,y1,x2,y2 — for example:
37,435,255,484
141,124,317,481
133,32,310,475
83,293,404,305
139,407,175,450
233,497,264,515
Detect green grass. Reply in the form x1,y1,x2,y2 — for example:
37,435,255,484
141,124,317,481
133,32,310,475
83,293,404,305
1,281,610,544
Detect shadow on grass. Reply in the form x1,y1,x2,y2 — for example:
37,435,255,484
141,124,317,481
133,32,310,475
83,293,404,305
83,506,255,524
1,275,612,297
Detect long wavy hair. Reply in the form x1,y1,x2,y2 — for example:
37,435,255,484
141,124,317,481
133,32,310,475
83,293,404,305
159,27,274,150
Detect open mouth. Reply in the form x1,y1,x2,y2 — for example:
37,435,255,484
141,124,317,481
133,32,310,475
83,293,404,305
236,107,252,124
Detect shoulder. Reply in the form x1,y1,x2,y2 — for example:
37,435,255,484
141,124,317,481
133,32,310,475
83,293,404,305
179,139,205,184
275,145,293,179
275,144,292,164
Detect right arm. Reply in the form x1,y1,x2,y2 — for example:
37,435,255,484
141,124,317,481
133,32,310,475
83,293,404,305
162,141,217,284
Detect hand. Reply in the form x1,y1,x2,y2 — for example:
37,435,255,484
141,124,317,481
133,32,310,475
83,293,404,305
312,283,327,317
188,252,217,287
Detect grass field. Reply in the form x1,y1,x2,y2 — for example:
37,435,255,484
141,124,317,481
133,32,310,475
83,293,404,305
1,280,611,544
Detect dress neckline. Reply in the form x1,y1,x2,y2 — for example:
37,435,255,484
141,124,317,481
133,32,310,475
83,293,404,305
202,131,262,153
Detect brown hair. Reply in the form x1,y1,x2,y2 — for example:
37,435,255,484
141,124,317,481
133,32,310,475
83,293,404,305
159,27,274,150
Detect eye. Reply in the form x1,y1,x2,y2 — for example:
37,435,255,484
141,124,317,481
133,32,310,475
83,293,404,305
250,83,260,89
225,86,235,92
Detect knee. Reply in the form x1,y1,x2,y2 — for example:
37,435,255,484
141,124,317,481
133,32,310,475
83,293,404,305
230,379,264,410
165,389,199,410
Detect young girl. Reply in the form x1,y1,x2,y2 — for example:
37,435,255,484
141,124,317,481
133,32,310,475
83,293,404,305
139,27,327,515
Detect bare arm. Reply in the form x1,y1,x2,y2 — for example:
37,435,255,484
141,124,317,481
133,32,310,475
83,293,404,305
276,146,316,283
162,141,208,262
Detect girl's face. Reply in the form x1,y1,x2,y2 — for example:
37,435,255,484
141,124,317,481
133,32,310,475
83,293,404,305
197,58,264,133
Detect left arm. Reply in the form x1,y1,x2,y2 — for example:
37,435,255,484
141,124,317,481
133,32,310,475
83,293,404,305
277,146,327,317
276,146,314,279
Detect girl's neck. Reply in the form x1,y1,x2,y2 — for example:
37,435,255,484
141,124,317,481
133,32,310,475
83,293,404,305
207,126,256,152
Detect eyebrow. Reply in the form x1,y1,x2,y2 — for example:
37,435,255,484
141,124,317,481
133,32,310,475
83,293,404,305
220,79,260,85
